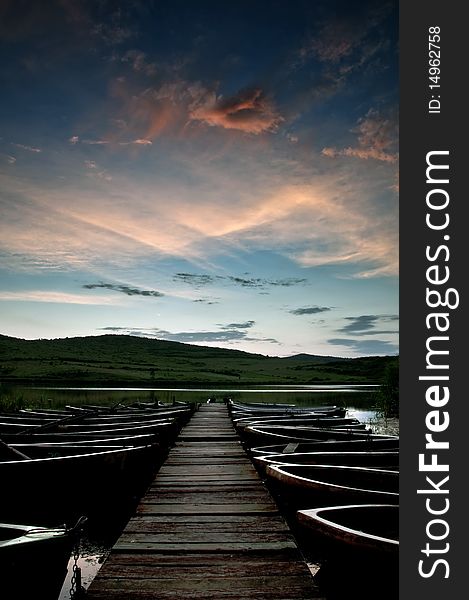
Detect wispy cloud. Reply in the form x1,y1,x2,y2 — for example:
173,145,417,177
121,49,157,76
82,139,110,145
298,2,392,67
83,283,164,298
0,290,122,305
72,135,152,148
322,109,397,163
11,143,42,153
121,139,152,146
289,306,332,315
0,170,397,278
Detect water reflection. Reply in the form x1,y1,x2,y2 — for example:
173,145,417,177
5,384,379,412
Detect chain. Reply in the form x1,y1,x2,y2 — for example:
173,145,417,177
69,537,82,599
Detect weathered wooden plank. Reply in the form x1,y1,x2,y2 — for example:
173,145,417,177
146,485,264,493
136,503,279,515
113,540,298,552
157,465,257,474
87,575,319,599
179,433,241,442
165,457,249,464
87,588,321,599
154,473,259,480
117,531,296,544
123,514,288,526
95,560,306,578
150,480,262,487
123,520,290,534
140,492,271,503
174,441,241,446
181,426,234,430
100,550,304,566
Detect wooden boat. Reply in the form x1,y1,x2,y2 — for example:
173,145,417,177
0,407,192,430
229,402,347,418
233,416,365,431
297,504,398,598
242,424,380,446
7,433,159,450
7,443,160,459
250,437,399,456
265,464,399,505
0,517,86,600
0,445,161,521
297,504,398,556
1,420,178,444
254,451,399,474
0,417,178,434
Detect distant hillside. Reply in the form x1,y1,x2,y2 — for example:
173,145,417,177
284,353,347,363
0,334,398,386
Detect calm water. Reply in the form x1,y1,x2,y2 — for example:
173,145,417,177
3,383,379,410
0,384,396,599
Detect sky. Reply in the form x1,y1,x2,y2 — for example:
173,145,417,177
0,0,398,358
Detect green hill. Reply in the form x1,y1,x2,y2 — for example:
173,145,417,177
0,334,398,386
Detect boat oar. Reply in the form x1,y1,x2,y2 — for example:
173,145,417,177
0,438,32,460
16,409,98,435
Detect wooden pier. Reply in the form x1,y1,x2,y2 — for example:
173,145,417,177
86,404,322,599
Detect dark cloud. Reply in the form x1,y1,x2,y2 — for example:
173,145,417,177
225,276,307,288
174,273,216,286
83,283,164,297
289,306,332,316
192,298,219,305
220,321,255,330
339,314,398,335
227,276,264,288
268,278,308,287
175,273,307,290
327,338,398,355
98,325,278,345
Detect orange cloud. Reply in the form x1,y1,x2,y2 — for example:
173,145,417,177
322,109,398,163
0,153,397,279
189,88,283,134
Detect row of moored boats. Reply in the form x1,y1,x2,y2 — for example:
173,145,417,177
0,401,195,599
228,399,399,594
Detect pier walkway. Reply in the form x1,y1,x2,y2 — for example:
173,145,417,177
86,404,322,599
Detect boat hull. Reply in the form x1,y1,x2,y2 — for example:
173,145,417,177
0,521,82,600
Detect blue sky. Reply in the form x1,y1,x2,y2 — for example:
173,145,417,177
0,0,398,357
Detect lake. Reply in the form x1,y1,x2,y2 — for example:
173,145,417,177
3,382,378,407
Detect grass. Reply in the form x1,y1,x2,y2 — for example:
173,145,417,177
0,334,398,387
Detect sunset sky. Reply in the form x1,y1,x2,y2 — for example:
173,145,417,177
0,0,398,357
